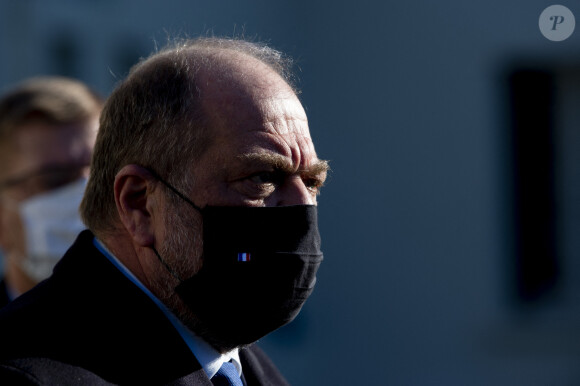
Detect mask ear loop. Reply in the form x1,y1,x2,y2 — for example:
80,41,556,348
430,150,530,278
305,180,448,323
151,246,184,283
145,167,202,283
146,168,203,212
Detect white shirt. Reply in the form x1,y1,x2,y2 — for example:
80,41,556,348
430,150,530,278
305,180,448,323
93,237,242,378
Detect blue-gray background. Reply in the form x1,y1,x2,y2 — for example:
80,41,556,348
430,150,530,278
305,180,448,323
1,1,579,385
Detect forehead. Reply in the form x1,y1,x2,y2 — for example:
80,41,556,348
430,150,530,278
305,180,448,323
205,91,315,173
198,56,316,168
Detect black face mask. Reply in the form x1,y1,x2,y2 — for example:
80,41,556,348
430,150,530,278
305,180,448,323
152,174,324,347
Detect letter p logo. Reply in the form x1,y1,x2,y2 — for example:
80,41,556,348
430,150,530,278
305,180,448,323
539,5,575,41
550,15,565,30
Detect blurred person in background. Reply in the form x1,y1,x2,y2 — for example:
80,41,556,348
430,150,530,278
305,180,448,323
0,77,102,307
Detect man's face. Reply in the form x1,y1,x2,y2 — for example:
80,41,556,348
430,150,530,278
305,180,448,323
160,56,328,266
157,59,328,348
160,83,328,273
0,119,97,284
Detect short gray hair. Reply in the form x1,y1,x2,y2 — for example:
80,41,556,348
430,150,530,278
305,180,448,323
80,37,296,236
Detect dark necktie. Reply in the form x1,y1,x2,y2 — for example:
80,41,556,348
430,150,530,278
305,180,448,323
211,361,243,386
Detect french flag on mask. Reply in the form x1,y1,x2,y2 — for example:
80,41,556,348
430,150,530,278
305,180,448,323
238,252,251,262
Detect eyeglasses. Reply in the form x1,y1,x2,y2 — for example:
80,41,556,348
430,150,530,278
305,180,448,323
0,164,89,195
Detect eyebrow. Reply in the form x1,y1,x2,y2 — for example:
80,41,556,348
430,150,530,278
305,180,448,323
236,152,330,178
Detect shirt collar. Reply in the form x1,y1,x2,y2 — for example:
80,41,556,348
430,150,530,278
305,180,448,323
93,237,241,378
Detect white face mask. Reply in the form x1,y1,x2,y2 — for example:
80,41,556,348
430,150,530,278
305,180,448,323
17,177,87,282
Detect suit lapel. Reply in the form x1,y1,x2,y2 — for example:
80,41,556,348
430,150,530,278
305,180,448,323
239,346,290,386
48,230,210,384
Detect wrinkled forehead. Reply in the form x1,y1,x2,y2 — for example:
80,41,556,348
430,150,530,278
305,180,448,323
202,77,310,153
190,51,315,168
197,52,300,116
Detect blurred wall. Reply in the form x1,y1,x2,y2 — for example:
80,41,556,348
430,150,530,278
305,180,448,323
1,1,579,384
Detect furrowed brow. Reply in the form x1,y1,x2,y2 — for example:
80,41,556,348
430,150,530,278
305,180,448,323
237,153,293,173
237,153,330,177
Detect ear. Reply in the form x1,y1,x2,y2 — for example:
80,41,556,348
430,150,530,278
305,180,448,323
114,165,159,248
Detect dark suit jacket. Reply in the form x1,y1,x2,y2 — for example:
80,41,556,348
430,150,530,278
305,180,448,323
0,230,290,385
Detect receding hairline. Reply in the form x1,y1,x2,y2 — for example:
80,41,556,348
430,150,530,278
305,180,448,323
127,37,299,97
122,40,302,164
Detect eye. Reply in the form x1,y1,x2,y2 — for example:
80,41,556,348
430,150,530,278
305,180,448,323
248,171,282,185
303,177,324,195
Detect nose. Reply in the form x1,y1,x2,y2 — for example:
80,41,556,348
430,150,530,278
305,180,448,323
271,176,315,206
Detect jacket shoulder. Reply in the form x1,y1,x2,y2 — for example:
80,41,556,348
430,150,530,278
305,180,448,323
0,357,113,385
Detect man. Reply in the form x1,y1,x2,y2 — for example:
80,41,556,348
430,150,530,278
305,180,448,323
0,38,328,385
0,77,101,307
